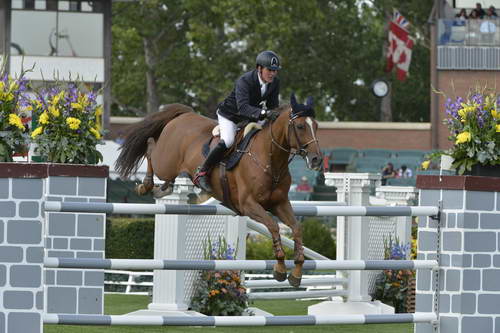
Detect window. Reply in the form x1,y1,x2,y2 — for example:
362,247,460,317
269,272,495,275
11,0,104,12
11,10,103,57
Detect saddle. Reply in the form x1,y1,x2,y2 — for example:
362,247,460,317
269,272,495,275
201,122,262,214
202,122,262,170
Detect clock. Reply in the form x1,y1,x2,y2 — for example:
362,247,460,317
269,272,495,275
371,79,390,98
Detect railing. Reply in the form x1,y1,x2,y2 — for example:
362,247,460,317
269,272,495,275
104,271,346,299
438,18,500,46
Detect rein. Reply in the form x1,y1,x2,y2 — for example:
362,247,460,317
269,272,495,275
245,109,320,187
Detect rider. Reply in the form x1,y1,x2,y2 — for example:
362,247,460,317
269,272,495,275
193,50,282,193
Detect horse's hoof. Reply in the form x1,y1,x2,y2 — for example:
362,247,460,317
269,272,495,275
135,184,148,195
152,184,173,198
288,274,302,288
273,270,287,282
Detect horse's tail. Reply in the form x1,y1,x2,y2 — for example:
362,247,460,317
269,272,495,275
115,104,193,179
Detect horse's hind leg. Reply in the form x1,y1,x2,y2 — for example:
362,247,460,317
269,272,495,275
272,202,305,288
135,137,156,195
241,200,287,282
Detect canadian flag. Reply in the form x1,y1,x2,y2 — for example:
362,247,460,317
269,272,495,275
385,10,414,81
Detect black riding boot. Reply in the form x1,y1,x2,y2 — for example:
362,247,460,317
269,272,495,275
194,141,227,193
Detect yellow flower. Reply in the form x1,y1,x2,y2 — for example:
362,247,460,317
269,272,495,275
31,126,43,138
8,113,25,131
95,106,103,117
71,102,83,111
492,109,498,119
39,112,49,125
49,105,60,117
421,160,430,170
51,91,65,105
0,81,4,91
66,117,81,130
89,127,101,139
455,131,472,144
6,93,14,101
24,105,33,111
497,124,500,132
8,81,18,92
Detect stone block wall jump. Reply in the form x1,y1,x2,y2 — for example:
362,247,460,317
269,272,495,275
416,175,500,333
0,163,108,333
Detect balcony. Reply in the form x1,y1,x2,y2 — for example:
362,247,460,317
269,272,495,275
437,19,500,70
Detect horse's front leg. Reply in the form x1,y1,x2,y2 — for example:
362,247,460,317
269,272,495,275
241,200,287,282
272,201,304,287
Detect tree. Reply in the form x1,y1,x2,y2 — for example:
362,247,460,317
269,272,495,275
111,0,433,122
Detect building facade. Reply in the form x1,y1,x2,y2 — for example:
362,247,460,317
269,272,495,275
0,0,112,131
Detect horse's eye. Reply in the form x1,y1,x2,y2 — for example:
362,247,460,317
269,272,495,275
296,124,305,130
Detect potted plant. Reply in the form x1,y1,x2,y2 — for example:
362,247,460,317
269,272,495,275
423,89,500,176
30,83,104,164
0,72,30,162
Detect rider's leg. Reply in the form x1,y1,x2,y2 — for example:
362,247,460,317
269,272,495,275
193,114,236,193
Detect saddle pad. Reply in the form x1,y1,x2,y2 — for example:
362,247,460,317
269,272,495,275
202,127,261,170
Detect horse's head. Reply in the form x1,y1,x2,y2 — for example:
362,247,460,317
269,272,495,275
287,93,322,171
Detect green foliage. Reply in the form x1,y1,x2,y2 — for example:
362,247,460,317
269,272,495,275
111,0,432,122
30,83,104,164
191,236,249,316
246,235,294,260
302,218,336,259
373,236,414,313
105,218,155,259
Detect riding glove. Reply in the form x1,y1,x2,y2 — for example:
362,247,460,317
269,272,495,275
266,110,280,121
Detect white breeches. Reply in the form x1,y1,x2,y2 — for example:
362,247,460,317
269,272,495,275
217,113,238,148
217,113,266,148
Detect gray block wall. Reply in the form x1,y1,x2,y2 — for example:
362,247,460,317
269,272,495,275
44,176,106,315
0,177,44,333
416,187,500,333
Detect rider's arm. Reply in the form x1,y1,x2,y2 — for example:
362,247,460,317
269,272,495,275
235,76,262,121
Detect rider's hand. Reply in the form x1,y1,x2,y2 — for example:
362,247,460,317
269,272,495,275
266,110,280,122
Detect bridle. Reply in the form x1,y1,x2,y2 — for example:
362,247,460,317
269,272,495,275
243,107,321,187
270,110,320,159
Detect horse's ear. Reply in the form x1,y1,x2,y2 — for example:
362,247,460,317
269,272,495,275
306,96,314,107
290,93,298,108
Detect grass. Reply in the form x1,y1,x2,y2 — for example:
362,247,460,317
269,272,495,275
44,294,413,333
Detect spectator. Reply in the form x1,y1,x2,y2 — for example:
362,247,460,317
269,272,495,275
471,3,486,19
487,6,498,18
381,162,397,185
456,8,468,20
296,176,313,193
398,165,413,178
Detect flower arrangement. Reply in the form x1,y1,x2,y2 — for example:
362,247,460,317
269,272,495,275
0,72,30,161
422,88,500,174
190,235,249,316
373,236,414,313
30,83,104,164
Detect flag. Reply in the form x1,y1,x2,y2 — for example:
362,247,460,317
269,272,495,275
385,9,414,81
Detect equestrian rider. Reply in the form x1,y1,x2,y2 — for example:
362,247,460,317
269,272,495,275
193,50,282,193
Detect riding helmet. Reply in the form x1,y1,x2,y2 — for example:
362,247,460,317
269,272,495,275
256,50,281,70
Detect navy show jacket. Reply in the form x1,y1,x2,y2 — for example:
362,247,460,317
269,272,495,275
217,69,280,123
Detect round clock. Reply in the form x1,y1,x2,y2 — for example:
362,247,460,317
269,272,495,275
371,79,390,98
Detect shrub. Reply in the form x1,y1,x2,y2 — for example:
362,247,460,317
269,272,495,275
302,218,336,259
106,218,154,259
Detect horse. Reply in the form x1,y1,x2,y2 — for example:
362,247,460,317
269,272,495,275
115,94,323,287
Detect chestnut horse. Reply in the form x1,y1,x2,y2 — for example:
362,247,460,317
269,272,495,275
115,94,322,287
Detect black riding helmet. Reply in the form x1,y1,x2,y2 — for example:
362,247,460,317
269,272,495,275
256,50,281,71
